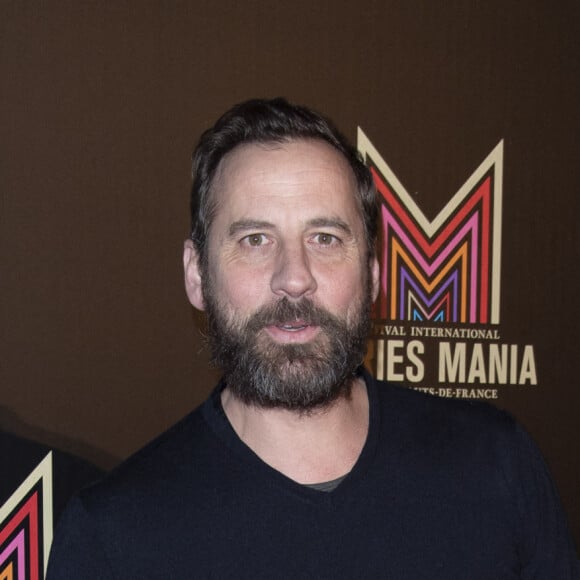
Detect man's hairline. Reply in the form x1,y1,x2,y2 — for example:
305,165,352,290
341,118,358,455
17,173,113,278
199,135,374,263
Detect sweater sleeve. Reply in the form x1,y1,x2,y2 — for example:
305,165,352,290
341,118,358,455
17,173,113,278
506,422,579,578
46,494,116,580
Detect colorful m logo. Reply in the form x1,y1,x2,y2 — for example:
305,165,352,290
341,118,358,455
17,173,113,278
0,454,53,580
358,131,503,325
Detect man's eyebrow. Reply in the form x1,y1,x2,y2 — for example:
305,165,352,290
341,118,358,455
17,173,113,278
228,217,354,237
228,220,275,236
307,217,353,235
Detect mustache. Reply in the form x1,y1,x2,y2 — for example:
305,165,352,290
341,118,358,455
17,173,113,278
244,298,341,333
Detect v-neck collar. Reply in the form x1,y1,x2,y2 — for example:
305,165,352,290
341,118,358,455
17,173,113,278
201,367,381,503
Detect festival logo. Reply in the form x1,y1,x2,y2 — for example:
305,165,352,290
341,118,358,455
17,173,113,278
0,454,53,580
358,130,537,399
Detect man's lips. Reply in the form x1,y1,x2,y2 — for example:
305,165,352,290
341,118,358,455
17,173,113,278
276,320,309,331
263,321,320,343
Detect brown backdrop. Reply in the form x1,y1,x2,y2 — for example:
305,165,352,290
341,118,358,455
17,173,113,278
2,0,579,544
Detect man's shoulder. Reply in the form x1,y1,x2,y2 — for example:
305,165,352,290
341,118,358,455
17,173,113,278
370,377,540,495
48,390,233,574
372,375,520,448
76,398,214,513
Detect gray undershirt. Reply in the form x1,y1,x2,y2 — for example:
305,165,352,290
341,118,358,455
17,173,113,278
304,474,347,492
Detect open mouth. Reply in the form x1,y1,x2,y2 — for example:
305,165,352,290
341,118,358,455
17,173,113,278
277,323,309,332
264,320,319,343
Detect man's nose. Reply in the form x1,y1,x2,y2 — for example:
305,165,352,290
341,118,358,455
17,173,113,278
270,243,317,299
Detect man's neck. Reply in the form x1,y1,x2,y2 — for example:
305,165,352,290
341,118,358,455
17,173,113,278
220,377,369,485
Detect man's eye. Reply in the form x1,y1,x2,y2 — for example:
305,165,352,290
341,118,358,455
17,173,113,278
243,234,267,247
315,233,338,245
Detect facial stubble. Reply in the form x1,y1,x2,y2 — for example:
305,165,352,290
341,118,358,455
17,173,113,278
202,267,373,411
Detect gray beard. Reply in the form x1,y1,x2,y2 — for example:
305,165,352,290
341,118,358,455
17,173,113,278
202,286,372,411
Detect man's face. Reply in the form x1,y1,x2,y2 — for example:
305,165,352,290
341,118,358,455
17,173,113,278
184,139,379,410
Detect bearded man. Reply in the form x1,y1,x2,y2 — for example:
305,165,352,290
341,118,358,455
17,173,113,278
47,99,578,578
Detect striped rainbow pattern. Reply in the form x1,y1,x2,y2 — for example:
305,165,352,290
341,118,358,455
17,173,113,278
358,130,503,325
0,454,53,580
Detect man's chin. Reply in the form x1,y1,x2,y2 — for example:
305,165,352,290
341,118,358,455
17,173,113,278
226,350,354,411
237,377,352,412
256,328,330,358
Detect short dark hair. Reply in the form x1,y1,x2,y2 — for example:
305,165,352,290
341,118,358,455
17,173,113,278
190,98,378,264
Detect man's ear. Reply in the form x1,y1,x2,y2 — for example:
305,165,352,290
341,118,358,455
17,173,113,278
370,255,380,303
183,239,205,311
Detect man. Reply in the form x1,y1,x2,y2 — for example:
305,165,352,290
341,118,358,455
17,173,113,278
47,98,578,578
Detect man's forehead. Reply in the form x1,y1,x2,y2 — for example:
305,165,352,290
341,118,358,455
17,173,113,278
213,138,355,188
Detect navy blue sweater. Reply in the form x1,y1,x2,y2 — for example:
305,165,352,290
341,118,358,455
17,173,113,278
47,371,578,578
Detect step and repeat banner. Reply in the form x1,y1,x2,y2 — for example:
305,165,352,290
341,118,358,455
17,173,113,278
363,136,534,399
2,1,578,573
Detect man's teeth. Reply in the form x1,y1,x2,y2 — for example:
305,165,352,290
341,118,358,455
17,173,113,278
279,324,307,331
